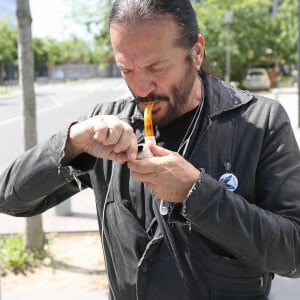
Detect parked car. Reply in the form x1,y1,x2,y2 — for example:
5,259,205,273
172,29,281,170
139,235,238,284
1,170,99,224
243,68,271,91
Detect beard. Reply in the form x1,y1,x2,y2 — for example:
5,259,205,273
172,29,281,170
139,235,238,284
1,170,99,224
133,54,199,126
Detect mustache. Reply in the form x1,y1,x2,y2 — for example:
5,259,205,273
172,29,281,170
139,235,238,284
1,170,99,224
135,94,169,104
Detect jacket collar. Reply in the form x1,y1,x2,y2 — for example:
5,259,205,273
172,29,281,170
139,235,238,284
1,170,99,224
203,75,254,118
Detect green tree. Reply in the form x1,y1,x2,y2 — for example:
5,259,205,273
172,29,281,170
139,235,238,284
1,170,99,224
43,38,64,66
275,0,298,64
66,0,112,68
33,36,104,71
33,38,49,66
59,35,101,64
0,19,17,84
194,0,297,82
65,0,297,82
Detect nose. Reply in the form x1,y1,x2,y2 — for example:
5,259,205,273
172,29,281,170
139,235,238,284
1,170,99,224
130,72,156,98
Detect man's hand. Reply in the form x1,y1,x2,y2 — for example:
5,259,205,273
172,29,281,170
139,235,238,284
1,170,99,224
128,144,200,203
64,115,138,164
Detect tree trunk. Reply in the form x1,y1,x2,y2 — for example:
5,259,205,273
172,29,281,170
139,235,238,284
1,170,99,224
16,0,44,252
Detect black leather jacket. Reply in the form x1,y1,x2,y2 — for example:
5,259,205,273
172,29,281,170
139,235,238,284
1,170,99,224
1,75,300,299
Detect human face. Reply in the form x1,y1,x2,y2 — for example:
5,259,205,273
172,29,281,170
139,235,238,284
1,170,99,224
110,16,204,126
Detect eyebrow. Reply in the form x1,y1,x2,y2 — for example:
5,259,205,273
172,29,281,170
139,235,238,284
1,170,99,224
118,58,169,71
147,59,169,68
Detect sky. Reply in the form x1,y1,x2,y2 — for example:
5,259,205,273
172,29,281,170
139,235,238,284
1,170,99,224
30,0,90,40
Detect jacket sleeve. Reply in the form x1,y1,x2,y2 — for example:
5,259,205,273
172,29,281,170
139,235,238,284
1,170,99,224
0,98,133,217
0,127,92,217
182,101,300,278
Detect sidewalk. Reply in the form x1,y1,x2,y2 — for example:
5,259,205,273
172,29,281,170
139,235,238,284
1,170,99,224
0,189,110,300
0,189,99,234
2,288,109,300
0,86,300,300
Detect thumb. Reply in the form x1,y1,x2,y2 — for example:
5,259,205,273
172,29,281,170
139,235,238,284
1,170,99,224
149,143,172,157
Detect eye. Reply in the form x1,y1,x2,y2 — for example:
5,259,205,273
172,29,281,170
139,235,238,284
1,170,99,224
121,69,132,75
119,66,132,75
147,65,164,74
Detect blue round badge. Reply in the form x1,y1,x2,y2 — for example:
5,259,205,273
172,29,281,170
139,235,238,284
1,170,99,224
219,173,238,192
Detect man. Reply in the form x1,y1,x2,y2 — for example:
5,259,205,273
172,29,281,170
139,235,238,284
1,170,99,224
1,0,300,299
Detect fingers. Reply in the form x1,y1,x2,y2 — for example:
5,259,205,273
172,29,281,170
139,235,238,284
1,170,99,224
112,123,137,160
114,133,137,163
148,143,172,157
128,144,173,172
93,116,123,145
128,157,156,174
92,115,137,162
128,152,200,202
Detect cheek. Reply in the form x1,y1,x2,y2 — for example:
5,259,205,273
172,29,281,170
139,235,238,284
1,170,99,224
155,67,182,91
155,77,179,99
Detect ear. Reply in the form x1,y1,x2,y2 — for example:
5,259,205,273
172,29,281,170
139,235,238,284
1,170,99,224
192,34,205,71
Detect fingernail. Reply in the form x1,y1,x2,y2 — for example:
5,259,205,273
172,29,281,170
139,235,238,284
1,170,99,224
128,151,137,161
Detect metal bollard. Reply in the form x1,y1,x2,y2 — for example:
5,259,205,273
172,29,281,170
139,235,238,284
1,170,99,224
272,88,279,101
55,198,72,216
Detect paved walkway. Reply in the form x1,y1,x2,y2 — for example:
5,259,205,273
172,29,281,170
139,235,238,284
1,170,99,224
0,189,99,235
0,188,109,300
1,86,300,299
2,288,109,300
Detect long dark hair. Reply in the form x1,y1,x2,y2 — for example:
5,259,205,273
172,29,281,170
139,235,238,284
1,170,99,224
109,0,211,76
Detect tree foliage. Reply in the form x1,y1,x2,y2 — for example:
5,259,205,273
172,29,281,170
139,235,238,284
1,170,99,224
194,0,297,81
65,0,297,82
0,18,17,64
1,0,297,81
275,0,298,63
32,35,104,67
65,0,113,67
0,18,17,83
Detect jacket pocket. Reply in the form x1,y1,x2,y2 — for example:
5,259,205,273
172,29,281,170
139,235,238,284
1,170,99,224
210,289,267,300
209,267,267,299
205,250,268,299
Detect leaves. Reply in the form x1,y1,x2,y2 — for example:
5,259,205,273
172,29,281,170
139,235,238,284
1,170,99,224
0,18,17,65
0,234,51,276
194,0,297,81
0,235,34,275
1,0,297,80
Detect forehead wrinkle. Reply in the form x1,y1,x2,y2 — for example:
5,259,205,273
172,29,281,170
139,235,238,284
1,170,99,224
111,17,182,72
115,48,170,71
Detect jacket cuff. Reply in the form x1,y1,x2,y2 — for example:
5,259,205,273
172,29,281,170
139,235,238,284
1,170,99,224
168,169,205,225
181,169,212,222
56,124,96,185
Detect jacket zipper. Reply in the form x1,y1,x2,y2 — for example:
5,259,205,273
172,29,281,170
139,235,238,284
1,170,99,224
214,274,264,289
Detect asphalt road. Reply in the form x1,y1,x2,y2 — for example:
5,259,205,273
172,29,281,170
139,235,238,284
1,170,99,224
0,80,300,299
0,78,130,170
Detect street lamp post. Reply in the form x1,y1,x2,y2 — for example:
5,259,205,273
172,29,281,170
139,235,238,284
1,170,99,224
272,0,278,16
298,0,300,127
224,11,234,83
